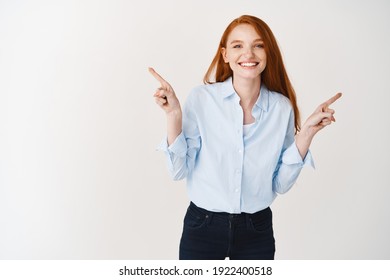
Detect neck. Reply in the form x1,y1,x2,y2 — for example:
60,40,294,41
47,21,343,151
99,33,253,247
232,75,261,109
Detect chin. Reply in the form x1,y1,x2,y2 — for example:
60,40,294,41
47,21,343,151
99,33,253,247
236,72,261,80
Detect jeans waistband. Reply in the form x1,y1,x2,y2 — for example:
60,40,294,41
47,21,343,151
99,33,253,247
189,201,270,221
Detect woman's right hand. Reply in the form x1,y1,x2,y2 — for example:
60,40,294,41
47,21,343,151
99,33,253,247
149,67,182,145
149,67,181,115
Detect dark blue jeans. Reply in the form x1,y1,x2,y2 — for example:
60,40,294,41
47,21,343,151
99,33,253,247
179,202,275,260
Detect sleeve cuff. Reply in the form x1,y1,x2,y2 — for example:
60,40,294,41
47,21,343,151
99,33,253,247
156,132,187,158
282,142,315,169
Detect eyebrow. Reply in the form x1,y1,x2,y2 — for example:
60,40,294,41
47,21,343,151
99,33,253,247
230,39,263,44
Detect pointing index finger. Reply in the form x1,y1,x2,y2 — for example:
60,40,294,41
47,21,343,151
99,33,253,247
324,92,342,106
148,67,170,88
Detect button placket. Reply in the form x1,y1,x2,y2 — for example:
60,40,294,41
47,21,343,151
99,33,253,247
232,96,244,212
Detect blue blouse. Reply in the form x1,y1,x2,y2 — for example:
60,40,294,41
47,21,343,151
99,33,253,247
158,77,314,214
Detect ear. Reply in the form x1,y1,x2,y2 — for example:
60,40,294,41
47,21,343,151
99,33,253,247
221,48,229,63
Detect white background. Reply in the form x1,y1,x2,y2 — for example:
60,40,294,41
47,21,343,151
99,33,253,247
0,0,389,259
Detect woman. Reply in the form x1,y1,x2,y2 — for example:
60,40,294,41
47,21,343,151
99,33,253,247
149,15,341,260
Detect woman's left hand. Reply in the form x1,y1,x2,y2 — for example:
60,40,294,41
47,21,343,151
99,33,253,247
301,92,342,137
295,92,342,159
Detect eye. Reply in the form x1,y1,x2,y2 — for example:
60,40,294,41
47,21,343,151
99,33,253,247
233,44,242,49
255,44,264,49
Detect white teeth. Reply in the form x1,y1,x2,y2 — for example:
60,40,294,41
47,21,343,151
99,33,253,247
240,62,257,67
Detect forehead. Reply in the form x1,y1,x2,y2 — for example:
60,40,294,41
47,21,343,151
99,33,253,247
227,24,262,41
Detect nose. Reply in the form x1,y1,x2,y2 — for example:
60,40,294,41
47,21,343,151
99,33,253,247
242,46,255,57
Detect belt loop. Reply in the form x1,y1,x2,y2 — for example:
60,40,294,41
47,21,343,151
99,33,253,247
206,212,213,225
245,213,251,230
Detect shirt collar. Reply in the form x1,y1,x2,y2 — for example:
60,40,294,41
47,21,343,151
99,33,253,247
219,77,269,112
219,77,236,99
256,84,270,112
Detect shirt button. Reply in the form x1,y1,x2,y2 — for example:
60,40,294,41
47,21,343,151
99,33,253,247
235,188,239,193
238,149,242,154
235,169,241,174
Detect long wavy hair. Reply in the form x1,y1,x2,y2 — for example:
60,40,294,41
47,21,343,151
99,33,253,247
204,15,301,133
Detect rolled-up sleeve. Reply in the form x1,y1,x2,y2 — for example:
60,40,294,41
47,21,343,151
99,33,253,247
157,132,188,180
282,142,315,168
272,108,315,194
156,91,201,181
273,142,315,194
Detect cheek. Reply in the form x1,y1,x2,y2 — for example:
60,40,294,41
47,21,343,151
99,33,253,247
259,52,267,67
258,50,267,60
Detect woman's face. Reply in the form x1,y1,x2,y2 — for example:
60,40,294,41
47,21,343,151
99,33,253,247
221,24,267,81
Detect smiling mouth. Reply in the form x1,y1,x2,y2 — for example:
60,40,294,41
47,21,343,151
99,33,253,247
238,62,259,67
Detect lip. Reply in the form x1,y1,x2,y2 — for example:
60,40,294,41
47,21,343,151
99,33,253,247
238,62,259,67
